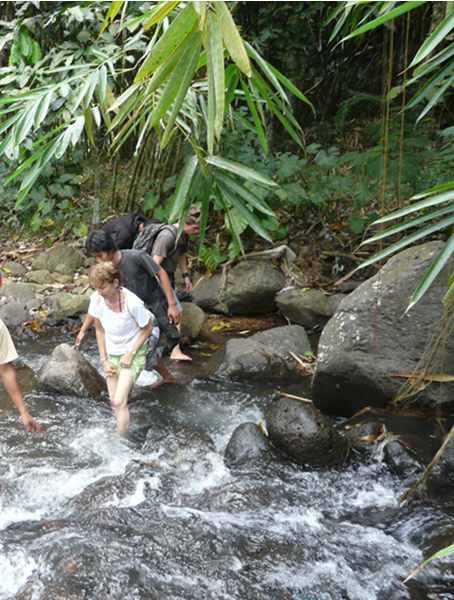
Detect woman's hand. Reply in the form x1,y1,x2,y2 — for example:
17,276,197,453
102,359,116,376
21,411,44,433
120,352,134,369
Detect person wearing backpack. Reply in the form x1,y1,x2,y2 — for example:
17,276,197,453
102,212,148,250
132,207,201,361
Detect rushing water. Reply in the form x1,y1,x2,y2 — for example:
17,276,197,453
1,334,454,599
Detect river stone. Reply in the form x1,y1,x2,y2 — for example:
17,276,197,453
0,300,29,327
276,287,332,328
0,281,42,301
192,260,285,315
383,439,422,479
426,432,454,494
217,324,311,381
142,425,215,463
39,343,106,399
32,243,85,276
312,242,454,416
327,293,346,315
266,397,348,467
180,301,206,339
26,269,52,284
224,422,272,466
50,292,90,319
2,260,27,276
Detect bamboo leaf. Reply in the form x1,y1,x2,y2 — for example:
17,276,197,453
357,215,454,270
206,38,215,155
143,1,180,30
241,79,268,154
341,1,425,42
216,1,251,77
169,154,198,222
84,108,95,146
407,234,454,311
224,202,245,254
216,172,276,217
416,74,454,123
372,191,454,224
404,543,454,583
150,29,201,129
414,181,454,199
100,0,125,34
267,62,315,113
207,12,225,141
218,181,272,243
245,42,288,104
410,11,454,67
135,4,198,82
206,155,278,187
34,90,53,128
15,102,38,144
97,65,107,104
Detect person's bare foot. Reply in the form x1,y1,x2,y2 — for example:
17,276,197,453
170,345,192,362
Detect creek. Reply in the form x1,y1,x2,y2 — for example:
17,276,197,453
0,333,454,600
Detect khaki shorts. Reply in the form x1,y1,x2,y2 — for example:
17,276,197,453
0,318,18,365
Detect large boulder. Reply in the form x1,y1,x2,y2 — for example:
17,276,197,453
39,343,106,399
276,287,333,328
224,422,273,466
180,302,206,339
312,242,454,416
2,260,27,276
266,397,349,467
49,292,90,320
217,324,311,381
0,281,43,302
192,260,285,315
0,300,30,327
32,243,85,276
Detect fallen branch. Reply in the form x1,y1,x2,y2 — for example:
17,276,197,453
278,391,312,404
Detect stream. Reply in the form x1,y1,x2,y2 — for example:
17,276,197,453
1,333,454,599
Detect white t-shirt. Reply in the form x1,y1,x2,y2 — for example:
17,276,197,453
88,287,152,356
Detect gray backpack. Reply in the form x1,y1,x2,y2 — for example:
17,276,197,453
132,221,177,255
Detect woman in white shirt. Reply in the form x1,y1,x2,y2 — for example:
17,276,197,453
88,262,157,434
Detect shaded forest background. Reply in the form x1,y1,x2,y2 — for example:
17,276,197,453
0,1,452,284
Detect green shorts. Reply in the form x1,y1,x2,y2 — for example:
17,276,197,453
108,344,147,382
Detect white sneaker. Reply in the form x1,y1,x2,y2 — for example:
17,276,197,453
136,370,163,388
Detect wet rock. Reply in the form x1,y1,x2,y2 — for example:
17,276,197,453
327,293,346,315
14,361,40,394
276,287,332,328
217,325,311,381
0,281,43,302
180,301,206,339
224,422,272,466
39,343,106,399
49,292,90,319
0,299,30,327
2,260,27,276
384,439,423,479
426,432,454,493
265,397,349,467
32,243,85,276
313,242,454,416
342,419,385,447
25,269,52,284
193,260,285,315
142,425,215,465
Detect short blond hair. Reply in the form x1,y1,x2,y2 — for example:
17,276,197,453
89,261,121,288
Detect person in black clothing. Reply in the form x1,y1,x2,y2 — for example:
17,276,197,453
102,213,148,250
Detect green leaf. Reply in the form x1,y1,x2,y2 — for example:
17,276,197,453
169,154,198,222
416,73,454,123
206,39,215,154
357,214,454,270
241,79,268,154
410,11,454,67
15,102,38,144
404,542,454,583
84,107,95,146
341,2,425,42
34,90,53,128
207,12,225,141
215,172,274,217
143,1,180,30
100,0,125,34
150,29,201,129
206,155,278,187
135,3,198,82
245,42,288,104
372,190,454,224
97,65,107,104
19,27,32,58
31,40,42,65
216,1,251,77
407,234,454,311
218,181,272,242
267,62,315,113
414,181,454,199
224,203,245,254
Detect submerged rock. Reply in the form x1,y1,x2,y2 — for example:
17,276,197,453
266,397,349,467
224,422,273,466
39,343,106,399
313,242,454,416
217,324,311,381
426,432,454,494
384,439,423,479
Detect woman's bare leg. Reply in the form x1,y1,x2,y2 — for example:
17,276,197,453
111,369,134,434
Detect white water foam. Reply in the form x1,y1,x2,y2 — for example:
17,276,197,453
0,547,37,600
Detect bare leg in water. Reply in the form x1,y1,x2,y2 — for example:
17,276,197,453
106,369,134,434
